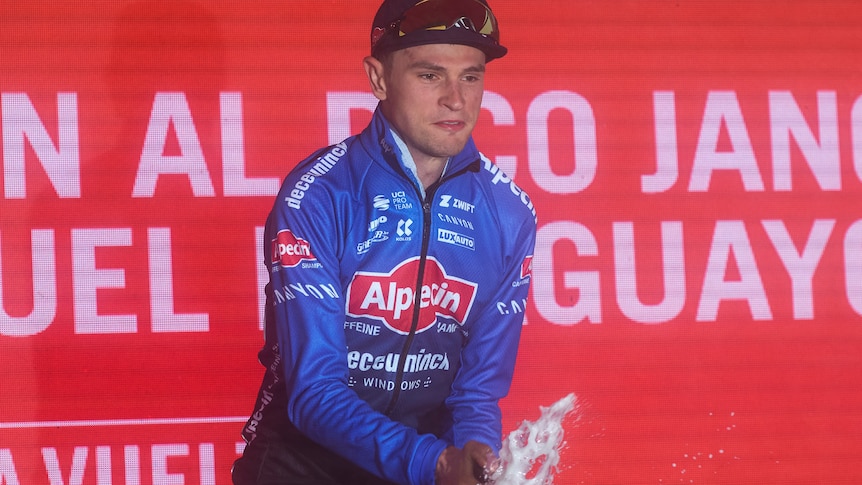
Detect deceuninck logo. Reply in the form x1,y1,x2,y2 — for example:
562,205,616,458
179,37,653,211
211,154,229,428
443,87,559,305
271,229,316,267
346,257,478,335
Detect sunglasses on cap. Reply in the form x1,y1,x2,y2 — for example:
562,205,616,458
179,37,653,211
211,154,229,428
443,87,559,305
373,0,501,48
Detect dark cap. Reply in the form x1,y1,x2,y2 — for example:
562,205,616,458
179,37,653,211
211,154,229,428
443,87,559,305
371,0,507,61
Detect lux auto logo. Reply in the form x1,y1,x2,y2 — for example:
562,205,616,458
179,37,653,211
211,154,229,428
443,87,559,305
346,257,477,334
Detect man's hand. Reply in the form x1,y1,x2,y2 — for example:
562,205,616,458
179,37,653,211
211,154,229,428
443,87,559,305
435,440,500,485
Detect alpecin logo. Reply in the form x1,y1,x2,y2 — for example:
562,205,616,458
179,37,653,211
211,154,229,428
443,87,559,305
521,255,534,279
346,257,478,335
271,229,316,268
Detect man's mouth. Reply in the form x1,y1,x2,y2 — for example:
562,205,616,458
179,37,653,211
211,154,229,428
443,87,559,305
435,120,466,131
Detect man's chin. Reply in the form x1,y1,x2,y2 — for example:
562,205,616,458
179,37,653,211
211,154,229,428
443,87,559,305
433,138,471,159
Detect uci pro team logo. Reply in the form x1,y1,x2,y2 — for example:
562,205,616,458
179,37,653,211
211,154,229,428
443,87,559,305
346,257,478,335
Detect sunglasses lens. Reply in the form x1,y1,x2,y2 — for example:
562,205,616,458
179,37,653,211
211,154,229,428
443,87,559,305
399,0,499,41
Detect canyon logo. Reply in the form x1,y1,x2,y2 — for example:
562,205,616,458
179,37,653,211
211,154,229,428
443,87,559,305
271,229,316,268
346,257,478,335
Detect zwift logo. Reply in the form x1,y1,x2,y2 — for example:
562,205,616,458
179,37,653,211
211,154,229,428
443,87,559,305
346,257,478,334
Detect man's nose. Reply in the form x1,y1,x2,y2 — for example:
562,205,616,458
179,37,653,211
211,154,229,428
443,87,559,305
440,80,465,110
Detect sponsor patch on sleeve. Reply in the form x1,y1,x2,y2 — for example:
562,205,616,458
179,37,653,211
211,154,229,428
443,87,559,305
520,255,533,279
271,229,316,268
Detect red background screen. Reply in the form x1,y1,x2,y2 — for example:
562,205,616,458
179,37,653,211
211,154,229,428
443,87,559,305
2,1,862,483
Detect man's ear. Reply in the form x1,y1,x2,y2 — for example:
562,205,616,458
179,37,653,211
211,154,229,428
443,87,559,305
363,56,387,101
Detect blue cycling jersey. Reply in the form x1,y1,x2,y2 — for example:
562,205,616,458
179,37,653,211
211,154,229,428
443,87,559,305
239,108,536,485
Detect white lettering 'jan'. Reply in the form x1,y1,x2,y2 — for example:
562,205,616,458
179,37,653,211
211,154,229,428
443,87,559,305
643,90,843,193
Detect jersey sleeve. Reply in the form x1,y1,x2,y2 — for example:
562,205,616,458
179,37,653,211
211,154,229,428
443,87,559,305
265,180,447,485
445,207,537,452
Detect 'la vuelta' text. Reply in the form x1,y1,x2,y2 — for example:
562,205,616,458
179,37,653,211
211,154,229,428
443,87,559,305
0,442,244,485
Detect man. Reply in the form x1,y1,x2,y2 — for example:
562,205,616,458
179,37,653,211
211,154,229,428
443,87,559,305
232,0,536,483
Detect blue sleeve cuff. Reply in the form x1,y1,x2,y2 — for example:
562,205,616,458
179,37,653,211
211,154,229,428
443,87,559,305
410,437,449,485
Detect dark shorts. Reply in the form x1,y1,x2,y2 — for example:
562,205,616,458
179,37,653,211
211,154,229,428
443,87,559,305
231,421,398,485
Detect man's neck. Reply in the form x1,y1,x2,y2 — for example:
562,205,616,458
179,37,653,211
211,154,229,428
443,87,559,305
387,127,450,192
414,156,448,189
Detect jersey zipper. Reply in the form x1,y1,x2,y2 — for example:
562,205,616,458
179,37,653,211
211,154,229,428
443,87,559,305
384,183,437,416
383,161,479,416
